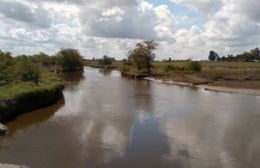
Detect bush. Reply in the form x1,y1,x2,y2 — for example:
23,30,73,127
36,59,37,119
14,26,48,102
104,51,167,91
0,51,14,85
98,55,114,66
164,64,184,72
120,66,130,74
187,61,201,72
30,52,54,67
57,49,83,71
16,58,40,85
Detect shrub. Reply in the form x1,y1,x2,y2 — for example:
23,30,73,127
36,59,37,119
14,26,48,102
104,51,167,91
98,55,114,66
120,66,130,74
164,64,184,72
0,51,14,85
57,49,83,71
187,61,201,72
30,52,54,67
16,58,40,85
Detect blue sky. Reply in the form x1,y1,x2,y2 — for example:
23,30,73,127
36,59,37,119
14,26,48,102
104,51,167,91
147,0,205,29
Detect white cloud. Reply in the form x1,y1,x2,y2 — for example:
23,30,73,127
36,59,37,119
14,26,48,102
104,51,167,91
80,1,176,41
0,0,52,28
0,0,259,60
169,0,260,58
203,0,260,52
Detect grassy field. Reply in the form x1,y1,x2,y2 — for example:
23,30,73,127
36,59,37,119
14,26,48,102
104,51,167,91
0,72,63,101
85,60,260,89
154,61,260,89
0,72,64,122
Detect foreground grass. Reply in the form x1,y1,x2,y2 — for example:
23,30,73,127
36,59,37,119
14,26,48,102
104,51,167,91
0,73,63,101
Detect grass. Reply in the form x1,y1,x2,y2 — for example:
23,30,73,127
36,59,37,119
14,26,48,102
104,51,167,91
84,60,124,70
0,72,63,101
115,61,260,89
154,61,260,89
85,60,260,89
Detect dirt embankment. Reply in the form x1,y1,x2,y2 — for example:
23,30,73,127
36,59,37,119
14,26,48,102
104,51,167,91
0,85,64,123
144,77,260,96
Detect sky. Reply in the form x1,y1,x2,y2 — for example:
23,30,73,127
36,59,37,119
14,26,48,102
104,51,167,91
0,0,259,60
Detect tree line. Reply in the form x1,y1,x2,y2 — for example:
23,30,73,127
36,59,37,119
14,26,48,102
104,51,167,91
0,48,83,86
208,48,260,62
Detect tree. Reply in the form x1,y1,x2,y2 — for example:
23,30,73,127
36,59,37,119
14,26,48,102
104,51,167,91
214,47,260,62
188,61,201,72
0,50,14,85
30,52,53,66
57,49,83,71
208,50,219,61
128,40,158,74
250,48,260,60
98,55,114,66
16,57,40,85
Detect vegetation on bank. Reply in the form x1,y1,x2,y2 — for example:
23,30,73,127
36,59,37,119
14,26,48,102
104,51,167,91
85,60,260,89
119,40,205,78
0,73,62,101
84,55,116,69
56,49,83,71
0,48,83,86
0,48,84,122
127,40,158,74
152,61,260,87
209,48,260,62
84,42,260,89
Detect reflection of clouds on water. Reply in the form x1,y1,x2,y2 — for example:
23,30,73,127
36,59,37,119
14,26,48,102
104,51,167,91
1,68,260,168
155,88,260,168
57,69,137,164
101,126,128,160
77,113,134,164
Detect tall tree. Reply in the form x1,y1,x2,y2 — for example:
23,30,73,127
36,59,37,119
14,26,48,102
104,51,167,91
57,49,83,71
208,50,219,61
128,40,158,74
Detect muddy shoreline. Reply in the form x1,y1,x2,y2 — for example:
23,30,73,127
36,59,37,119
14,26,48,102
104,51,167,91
144,77,260,96
0,85,64,123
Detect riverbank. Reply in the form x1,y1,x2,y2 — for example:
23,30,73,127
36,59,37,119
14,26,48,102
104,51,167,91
144,77,260,96
0,73,64,123
112,61,259,90
85,60,260,95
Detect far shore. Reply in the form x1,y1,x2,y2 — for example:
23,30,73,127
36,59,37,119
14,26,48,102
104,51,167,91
84,65,260,96
144,77,260,96
85,60,260,93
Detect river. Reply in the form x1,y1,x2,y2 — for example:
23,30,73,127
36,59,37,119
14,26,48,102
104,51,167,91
0,67,260,168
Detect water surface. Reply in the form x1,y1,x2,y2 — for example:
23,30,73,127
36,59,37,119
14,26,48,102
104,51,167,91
0,67,260,168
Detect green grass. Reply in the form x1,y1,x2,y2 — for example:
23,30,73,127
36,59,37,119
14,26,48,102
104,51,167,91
85,60,260,88
118,61,260,89
200,61,260,69
154,61,260,69
0,73,63,101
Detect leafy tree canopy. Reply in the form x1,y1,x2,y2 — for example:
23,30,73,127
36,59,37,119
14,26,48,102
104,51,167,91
128,40,158,74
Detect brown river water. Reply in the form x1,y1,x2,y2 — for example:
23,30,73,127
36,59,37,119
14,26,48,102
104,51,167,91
0,67,260,168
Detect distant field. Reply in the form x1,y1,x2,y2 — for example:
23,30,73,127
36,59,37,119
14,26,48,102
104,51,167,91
84,60,260,89
153,61,260,89
154,61,260,69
